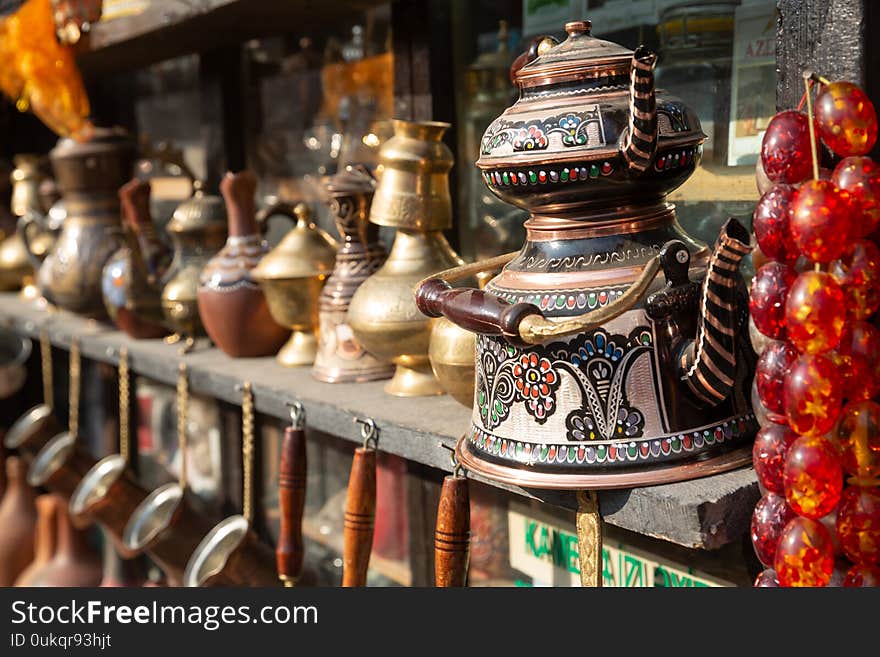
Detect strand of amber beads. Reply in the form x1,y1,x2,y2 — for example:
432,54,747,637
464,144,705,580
783,435,844,519
774,516,835,587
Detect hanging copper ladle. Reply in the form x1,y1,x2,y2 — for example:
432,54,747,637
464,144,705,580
26,339,97,500
122,362,215,586
183,381,277,586
68,347,149,554
3,326,61,462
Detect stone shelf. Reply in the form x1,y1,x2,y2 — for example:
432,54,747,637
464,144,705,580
0,293,759,550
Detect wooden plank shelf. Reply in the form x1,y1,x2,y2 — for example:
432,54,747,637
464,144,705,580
0,293,759,550
77,0,387,77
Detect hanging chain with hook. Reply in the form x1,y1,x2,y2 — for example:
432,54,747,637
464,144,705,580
287,401,305,431
39,326,53,409
118,347,130,464
176,362,189,490
241,381,255,524
354,417,378,450
68,338,81,442
439,441,467,478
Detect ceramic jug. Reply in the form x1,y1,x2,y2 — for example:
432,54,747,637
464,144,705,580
0,456,37,585
35,498,102,586
197,171,289,357
14,494,59,586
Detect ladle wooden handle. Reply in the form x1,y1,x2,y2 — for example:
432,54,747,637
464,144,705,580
434,474,470,587
276,425,306,585
342,447,376,587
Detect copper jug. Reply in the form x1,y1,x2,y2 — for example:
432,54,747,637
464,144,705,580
197,171,289,358
21,128,136,317
1,155,52,293
0,456,37,585
101,179,172,339
415,20,755,489
14,493,59,586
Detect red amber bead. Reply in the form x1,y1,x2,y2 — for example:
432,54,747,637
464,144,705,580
815,81,879,157
836,486,880,565
756,342,799,419
832,156,880,237
761,110,819,184
754,569,780,587
753,185,796,263
784,271,846,354
753,424,799,494
844,563,880,587
789,180,854,263
750,262,796,340
783,435,844,519
832,399,880,478
784,353,843,436
774,517,835,586
829,239,880,321
751,492,797,567
829,322,880,401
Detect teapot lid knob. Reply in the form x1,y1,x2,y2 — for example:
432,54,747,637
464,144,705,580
564,20,591,37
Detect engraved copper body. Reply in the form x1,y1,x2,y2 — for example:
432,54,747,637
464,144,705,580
313,165,393,383
416,20,756,489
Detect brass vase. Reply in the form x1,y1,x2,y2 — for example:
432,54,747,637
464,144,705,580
312,165,393,382
348,120,467,396
252,202,337,367
161,183,227,341
2,155,53,294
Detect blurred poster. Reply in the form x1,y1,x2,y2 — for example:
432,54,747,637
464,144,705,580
727,0,776,166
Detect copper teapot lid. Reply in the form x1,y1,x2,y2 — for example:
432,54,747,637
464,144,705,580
168,181,226,234
515,20,633,88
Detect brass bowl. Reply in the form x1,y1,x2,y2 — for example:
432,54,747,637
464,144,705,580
253,275,326,367
161,265,205,337
428,316,475,407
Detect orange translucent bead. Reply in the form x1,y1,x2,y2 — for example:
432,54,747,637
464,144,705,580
832,157,880,237
774,517,835,586
829,239,880,321
784,271,846,354
831,400,880,478
761,110,819,184
753,424,798,494
753,185,796,264
783,436,844,519
754,568,780,587
752,492,797,567
784,353,843,436
844,564,880,587
789,180,855,263
756,341,798,420
836,486,880,565
815,81,879,157
829,322,880,401
751,263,796,340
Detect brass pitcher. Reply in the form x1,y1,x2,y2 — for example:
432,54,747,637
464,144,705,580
161,182,227,343
252,203,337,367
21,128,136,317
347,120,469,396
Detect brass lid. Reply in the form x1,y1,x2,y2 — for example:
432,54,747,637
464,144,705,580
168,182,227,234
515,20,633,88
252,203,337,280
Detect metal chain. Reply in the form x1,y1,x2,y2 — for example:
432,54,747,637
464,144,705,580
241,381,254,524
177,362,188,490
39,326,52,408
118,347,129,464
68,339,80,441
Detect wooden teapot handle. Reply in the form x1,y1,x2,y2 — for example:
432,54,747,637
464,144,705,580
118,179,153,230
276,424,307,586
510,35,558,83
342,446,376,587
434,473,470,587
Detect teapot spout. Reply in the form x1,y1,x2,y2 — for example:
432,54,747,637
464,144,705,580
622,46,658,172
679,219,752,406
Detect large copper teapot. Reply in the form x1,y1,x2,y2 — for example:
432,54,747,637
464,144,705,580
416,20,756,489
